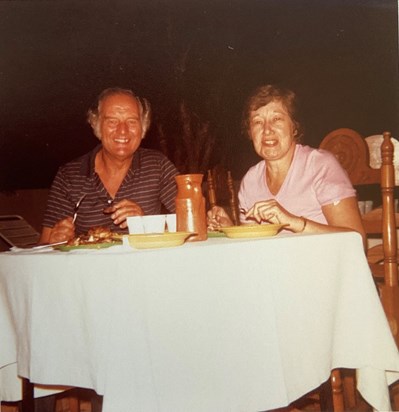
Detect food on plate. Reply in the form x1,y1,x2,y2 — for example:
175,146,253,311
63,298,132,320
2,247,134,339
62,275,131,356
67,226,122,246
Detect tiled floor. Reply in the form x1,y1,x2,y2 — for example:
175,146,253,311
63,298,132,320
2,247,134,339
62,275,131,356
0,403,318,412
1,389,102,412
1,387,374,412
1,400,94,412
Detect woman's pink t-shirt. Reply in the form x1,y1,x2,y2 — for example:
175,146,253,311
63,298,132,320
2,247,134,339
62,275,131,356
238,144,356,224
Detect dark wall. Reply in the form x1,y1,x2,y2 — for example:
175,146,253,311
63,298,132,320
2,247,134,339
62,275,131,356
1,0,398,189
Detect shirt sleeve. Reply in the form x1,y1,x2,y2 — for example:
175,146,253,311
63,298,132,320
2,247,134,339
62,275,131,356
312,149,356,206
42,167,74,228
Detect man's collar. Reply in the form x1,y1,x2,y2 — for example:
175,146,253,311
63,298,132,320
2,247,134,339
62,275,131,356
80,145,140,177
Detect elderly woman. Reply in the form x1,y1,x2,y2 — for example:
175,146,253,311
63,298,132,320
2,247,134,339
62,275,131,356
39,87,178,244
208,84,366,245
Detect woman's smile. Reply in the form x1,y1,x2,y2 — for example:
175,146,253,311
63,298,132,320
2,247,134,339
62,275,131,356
262,139,278,147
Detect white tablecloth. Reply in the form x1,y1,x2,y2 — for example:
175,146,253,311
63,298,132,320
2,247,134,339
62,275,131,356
1,232,399,411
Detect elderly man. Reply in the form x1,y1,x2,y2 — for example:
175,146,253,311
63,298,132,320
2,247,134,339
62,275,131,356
39,87,178,244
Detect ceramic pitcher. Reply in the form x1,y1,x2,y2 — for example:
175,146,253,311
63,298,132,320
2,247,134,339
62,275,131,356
175,174,208,241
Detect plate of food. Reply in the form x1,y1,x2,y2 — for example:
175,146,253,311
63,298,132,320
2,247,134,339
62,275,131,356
56,227,123,251
127,231,194,249
220,224,287,239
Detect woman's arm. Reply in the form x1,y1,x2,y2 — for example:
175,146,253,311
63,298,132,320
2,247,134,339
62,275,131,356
207,206,233,230
245,196,366,248
319,196,366,247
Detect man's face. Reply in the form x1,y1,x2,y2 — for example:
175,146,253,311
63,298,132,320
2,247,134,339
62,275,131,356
98,93,143,161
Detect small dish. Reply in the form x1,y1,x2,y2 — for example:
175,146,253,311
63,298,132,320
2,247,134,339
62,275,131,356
127,232,194,249
220,224,286,239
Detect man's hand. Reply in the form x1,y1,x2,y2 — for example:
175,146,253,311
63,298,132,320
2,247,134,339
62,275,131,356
41,217,75,244
103,199,144,229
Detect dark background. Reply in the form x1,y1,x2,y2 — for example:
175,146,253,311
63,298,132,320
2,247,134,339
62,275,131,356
1,0,398,190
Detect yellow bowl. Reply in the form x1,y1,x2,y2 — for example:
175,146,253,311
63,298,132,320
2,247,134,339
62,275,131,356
127,232,194,249
220,224,286,239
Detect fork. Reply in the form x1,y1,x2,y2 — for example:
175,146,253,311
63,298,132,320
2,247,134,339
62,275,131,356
72,194,87,223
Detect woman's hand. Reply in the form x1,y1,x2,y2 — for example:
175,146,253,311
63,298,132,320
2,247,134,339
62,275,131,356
207,206,233,230
245,200,305,232
103,199,144,229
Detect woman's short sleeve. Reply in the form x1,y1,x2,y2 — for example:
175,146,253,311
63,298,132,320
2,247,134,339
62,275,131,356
311,149,356,206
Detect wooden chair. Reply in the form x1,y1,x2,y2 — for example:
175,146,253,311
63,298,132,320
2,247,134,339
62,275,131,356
320,128,399,410
207,166,240,225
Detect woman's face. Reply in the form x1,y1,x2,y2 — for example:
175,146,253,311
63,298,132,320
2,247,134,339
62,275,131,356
249,100,297,162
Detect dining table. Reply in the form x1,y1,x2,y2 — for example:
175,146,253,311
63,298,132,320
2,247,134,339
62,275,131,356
1,230,399,412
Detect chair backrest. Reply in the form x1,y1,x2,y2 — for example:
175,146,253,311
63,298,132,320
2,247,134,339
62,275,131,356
0,215,40,249
319,128,381,185
320,129,399,347
207,167,240,225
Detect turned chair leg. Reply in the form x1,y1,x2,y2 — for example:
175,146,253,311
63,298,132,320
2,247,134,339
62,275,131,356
21,378,34,412
331,369,345,412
